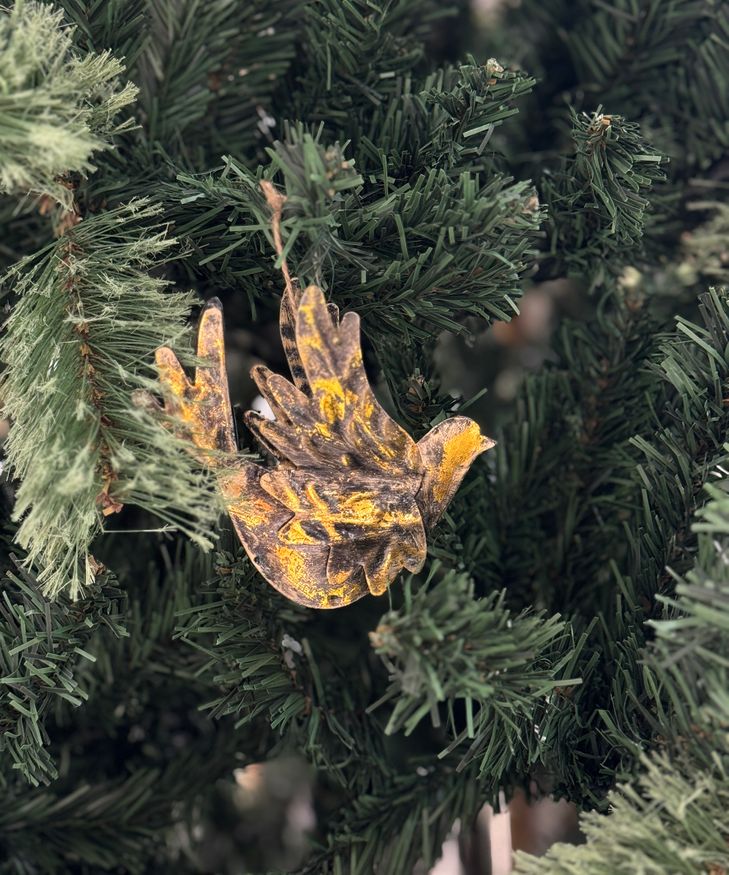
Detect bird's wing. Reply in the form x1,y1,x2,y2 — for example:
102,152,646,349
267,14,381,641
220,463,370,608
244,285,427,595
259,465,426,595
155,299,237,459
259,466,421,544
244,284,422,476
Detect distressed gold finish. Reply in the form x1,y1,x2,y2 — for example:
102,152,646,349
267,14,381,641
155,184,495,608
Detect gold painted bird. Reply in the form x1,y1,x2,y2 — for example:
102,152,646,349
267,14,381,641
155,187,494,609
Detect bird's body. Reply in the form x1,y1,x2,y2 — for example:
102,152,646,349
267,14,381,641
156,280,493,608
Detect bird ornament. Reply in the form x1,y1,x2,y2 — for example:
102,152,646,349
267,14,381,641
155,182,494,608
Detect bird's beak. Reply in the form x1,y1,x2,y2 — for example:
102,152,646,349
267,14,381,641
479,434,497,453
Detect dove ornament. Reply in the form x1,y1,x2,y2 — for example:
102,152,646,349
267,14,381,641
155,191,494,609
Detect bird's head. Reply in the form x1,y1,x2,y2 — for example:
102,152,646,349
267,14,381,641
415,416,495,528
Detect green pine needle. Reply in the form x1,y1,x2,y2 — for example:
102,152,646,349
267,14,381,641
0,200,219,598
369,563,578,776
0,2,137,207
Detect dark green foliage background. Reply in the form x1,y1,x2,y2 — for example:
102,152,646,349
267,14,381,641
1,1,728,873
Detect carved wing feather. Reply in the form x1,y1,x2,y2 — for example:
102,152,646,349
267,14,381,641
257,466,427,595
259,466,423,545
243,285,427,595
245,285,422,476
155,300,237,458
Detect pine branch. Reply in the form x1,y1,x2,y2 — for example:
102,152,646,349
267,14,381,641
0,200,218,598
645,466,729,750
562,0,729,171
515,754,729,875
376,335,465,438
43,0,150,66
541,109,667,287
0,759,211,873
0,547,125,787
0,541,247,869
175,546,397,798
0,2,137,208
54,542,231,758
432,286,729,804
175,547,310,735
132,0,299,162
2,2,727,870
516,450,729,874
289,0,451,133
368,564,578,777
512,0,729,174
171,125,540,339
417,58,537,171
299,763,487,875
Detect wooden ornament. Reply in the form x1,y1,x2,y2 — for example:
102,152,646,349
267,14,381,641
155,186,495,609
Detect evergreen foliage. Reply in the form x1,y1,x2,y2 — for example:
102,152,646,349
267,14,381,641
369,565,578,774
516,459,729,873
0,2,137,207
512,0,729,173
0,201,218,598
0,0,727,873
0,546,125,786
540,109,666,286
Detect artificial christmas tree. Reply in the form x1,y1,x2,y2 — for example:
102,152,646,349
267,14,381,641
0,1,728,873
